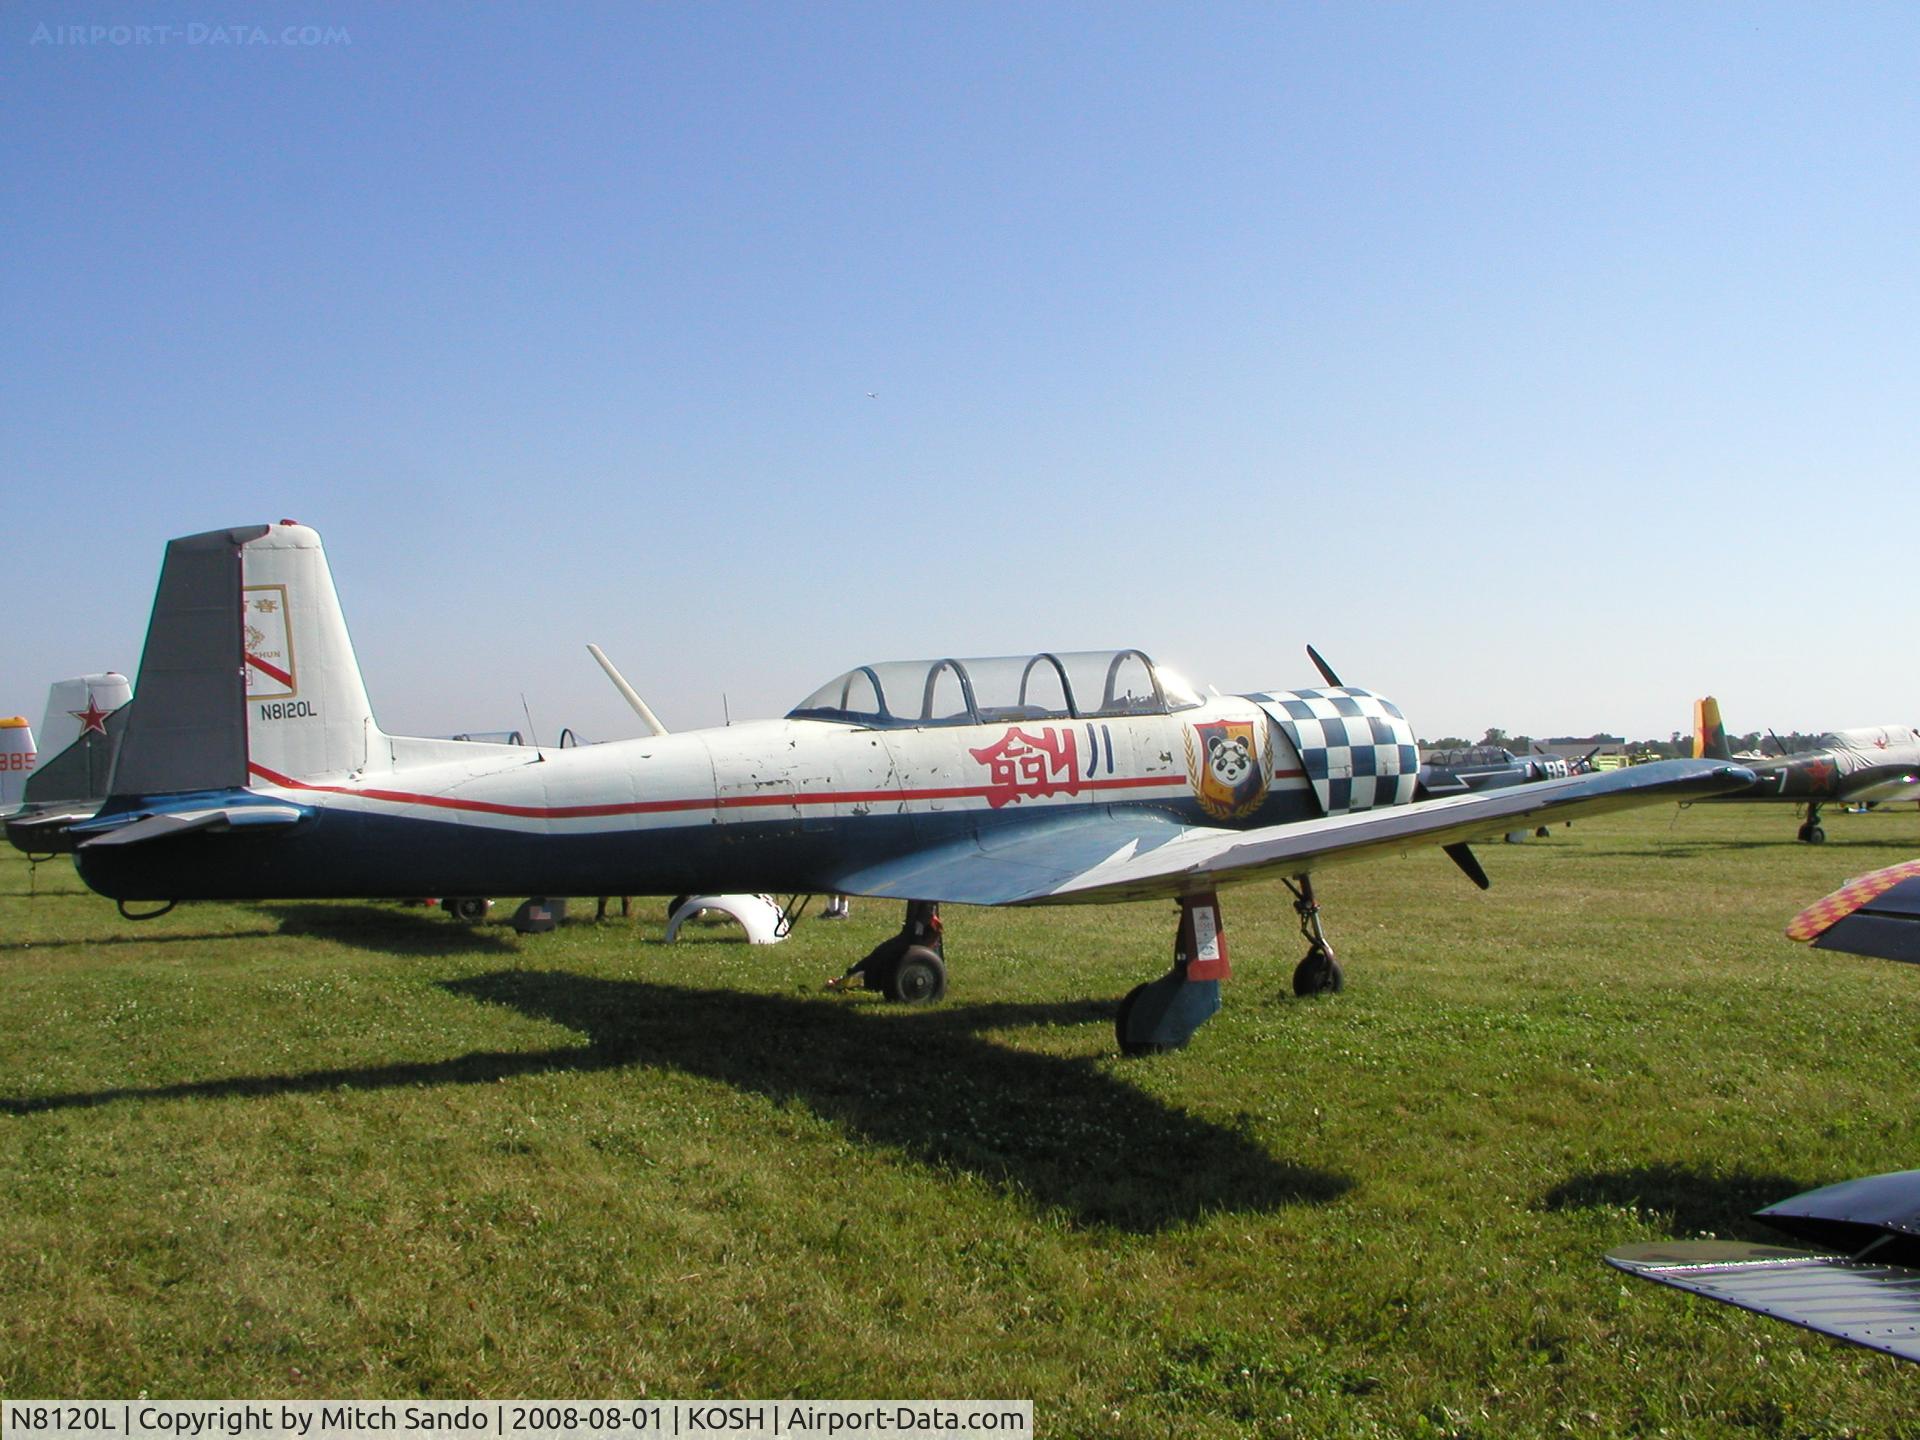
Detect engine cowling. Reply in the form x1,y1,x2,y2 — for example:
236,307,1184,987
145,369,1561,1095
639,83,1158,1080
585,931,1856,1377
1249,687,1420,817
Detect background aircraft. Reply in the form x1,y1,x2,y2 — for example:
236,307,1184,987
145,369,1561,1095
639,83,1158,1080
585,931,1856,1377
1786,858,1920,964
3,673,131,854
58,523,1751,1054
1608,1170,1920,1365
1607,864,1920,1364
1415,744,1569,798
0,716,34,812
1691,696,1920,842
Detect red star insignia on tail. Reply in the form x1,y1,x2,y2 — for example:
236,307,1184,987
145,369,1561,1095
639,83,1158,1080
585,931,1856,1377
69,697,115,736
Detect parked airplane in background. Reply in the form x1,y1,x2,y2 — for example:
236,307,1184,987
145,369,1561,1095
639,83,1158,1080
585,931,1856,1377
1608,1169,1920,1365
1785,858,1920,964
1610,860,1920,1364
0,716,35,812
1417,744,1602,842
1692,697,1920,843
1415,745,1569,798
3,673,131,854
56,523,1752,1053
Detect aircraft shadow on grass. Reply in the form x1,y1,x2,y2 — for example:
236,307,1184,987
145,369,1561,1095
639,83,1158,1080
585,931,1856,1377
0,966,1349,1232
1,929,280,952
1611,838,1908,858
266,903,520,956
1541,1162,1814,1242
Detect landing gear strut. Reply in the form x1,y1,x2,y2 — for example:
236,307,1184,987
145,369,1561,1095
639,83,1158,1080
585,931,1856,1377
1798,805,1826,844
831,900,947,1004
1286,874,1343,996
1115,891,1229,1056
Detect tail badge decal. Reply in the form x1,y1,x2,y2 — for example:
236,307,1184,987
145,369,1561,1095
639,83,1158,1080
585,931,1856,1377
242,584,297,697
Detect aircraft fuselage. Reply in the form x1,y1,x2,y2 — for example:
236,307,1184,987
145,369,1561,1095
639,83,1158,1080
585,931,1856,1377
75,698,1337,902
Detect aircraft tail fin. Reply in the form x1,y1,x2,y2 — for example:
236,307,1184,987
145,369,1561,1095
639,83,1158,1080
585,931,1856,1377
110,523,383,799
18,674,132,812
1692,696,1731,761
0,718,34,810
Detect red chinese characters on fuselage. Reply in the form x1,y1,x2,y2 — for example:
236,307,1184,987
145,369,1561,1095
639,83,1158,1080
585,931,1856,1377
969,727,1083,809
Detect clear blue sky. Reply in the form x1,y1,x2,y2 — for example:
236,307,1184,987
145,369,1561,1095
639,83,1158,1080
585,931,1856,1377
5,2,1916,744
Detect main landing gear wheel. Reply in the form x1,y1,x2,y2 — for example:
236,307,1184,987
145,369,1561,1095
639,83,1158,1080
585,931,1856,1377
885,945,947,1005
667,894,690,920
1115,983,1170,1057
1284,873,1344,998
1292,950,1344,997
831,900,947,1004
1798,823,1826,844
445,896,488,923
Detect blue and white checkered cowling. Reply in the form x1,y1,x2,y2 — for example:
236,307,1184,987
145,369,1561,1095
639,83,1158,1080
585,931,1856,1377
1249,687,1420,817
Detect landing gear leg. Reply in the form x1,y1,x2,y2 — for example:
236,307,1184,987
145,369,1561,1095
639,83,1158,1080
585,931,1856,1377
1115,891,1229,1056
830,900,946,1004
1798,804,1826,844
1286,874,1344,996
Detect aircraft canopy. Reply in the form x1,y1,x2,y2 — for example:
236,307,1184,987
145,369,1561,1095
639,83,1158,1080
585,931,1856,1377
789,649,1204,728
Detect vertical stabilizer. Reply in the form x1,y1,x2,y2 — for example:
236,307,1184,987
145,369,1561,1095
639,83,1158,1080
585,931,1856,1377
1693,696,1731,761
36,674,133,763
0,718,35,809
111,526,266,796
22,673,131,810
238,524,381,782
108,522,383,800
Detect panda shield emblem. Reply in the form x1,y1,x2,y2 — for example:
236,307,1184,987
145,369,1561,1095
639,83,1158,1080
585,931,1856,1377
1187,718,1270,820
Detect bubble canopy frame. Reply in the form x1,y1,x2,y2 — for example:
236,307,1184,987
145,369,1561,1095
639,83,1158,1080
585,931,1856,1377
788,649,1205,729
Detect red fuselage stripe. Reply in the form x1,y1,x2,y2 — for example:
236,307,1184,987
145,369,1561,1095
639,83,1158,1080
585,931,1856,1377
241,762,1252,820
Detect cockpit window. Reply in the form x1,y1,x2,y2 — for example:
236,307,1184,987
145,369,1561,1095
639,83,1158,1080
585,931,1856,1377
920,660,977,725
788,649,1205,726
839,666,885,720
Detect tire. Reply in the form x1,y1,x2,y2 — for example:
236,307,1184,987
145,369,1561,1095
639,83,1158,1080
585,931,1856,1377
667,894,691,921
1807,826,1826,844
885,945,947,1004
1293,950,1344,997
446,896,488,923
1114,981,1172,1057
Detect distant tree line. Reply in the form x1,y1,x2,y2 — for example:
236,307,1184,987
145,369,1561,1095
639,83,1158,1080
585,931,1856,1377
1416,728,1827,760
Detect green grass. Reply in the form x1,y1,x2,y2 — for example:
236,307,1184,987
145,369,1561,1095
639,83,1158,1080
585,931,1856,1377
3,802,1920,1436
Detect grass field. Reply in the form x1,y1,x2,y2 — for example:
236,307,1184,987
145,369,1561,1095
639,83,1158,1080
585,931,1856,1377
2,802,1918,1437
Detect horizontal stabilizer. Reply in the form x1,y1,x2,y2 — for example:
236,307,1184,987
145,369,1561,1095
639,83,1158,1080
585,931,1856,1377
72,801,309,848
3,804,103,856
1607,1241,1920,1364
6,805,100,833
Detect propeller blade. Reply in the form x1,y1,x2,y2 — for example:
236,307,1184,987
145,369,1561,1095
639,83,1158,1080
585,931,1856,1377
1444,842,1492,890
1306,645,1343,688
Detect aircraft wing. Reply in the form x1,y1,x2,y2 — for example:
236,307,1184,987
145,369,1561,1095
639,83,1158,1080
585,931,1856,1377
1848,773,1920,806
1786,859,1920,964
1609,1167,1920,1364
831,759,1753,906
1606,1241,1920,1364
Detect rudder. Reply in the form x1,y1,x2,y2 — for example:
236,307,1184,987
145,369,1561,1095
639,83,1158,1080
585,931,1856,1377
1692,696,1731,761
239,523,381,782
109,522,382,799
